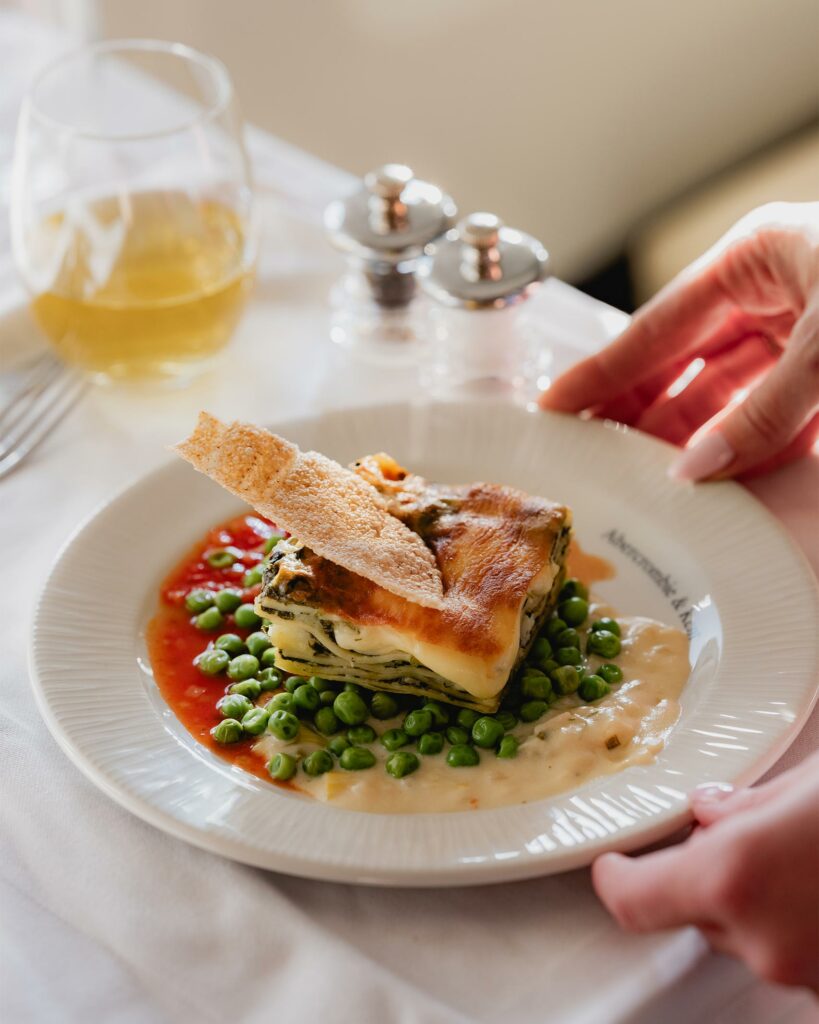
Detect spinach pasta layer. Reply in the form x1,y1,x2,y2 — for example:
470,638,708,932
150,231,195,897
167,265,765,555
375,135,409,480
256,454,571,712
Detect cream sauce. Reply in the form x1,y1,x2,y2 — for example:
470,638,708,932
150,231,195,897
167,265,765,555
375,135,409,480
254,602,689,814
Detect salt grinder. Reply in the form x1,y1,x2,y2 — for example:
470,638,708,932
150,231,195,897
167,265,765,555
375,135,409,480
418,212,550,403
324,164,456,362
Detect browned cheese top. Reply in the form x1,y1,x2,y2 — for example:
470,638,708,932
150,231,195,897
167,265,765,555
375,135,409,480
272,454,571,658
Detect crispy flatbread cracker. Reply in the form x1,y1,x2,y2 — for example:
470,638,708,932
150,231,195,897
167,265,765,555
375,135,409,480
172,413,445,609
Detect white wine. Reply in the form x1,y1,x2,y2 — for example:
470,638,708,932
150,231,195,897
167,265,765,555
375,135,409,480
30,190,254,382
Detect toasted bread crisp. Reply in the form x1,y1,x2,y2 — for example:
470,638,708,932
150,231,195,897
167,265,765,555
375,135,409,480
173,413,445,609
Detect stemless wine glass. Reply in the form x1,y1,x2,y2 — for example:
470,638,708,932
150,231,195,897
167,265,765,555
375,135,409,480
11,39,255,385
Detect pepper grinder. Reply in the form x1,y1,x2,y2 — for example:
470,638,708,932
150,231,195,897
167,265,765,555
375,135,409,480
418,212,551,405
324,164,456,365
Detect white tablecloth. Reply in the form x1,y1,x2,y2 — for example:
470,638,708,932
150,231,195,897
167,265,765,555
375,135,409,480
1,12,817,1024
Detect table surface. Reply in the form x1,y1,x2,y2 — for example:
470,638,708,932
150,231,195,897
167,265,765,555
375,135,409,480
1,11,818,1024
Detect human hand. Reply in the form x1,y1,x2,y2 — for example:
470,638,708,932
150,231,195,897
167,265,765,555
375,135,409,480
541,203,819,479
593,752,819,990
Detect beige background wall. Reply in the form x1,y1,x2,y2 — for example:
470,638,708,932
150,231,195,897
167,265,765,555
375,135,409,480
12,0,819,279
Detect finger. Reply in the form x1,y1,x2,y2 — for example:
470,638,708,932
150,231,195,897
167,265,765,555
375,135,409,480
541,271,734,413
591,359,691,425
670,309,819,480
593,318,770,426
738,410,819,479
693,786,770,826
592,846,715,933
694,757,818,826
636,333,778,446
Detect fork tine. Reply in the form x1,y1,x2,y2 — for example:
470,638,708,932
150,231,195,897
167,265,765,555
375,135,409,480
0,359,80,457
0,370,88,481
0,352,63,432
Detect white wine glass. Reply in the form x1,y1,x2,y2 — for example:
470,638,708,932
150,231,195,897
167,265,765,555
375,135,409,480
11,39,256,385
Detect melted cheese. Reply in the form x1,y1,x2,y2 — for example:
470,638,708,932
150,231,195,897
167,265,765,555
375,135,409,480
266,613,519,698
255,605,690,814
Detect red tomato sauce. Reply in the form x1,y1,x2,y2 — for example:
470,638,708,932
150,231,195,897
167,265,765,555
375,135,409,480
146,513,288,785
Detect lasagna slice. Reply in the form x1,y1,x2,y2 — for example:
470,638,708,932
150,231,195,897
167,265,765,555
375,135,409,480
257,453,571,713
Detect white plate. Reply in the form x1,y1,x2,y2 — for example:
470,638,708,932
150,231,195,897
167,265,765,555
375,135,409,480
29,402,819,886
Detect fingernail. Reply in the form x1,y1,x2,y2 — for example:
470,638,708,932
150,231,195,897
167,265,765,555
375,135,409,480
669,432,735,481
693,782,734,803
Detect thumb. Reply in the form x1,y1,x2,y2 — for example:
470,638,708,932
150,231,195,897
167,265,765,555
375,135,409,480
692,765,806,825
691,784,769,826
669,310,819,481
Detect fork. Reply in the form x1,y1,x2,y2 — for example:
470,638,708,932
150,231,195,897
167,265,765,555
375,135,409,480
0,352,89,481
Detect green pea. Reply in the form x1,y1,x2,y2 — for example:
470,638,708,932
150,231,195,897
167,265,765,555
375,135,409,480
579,675,611,702
343,682,363,694
234,603,262,629
196,648,230,676
560,577,589,601
423,701,450,728
216,693,252,719
215,633,246,658
386,751,419,778
559,597,589,627
418,732,444,755
245,631,272,657
314,707,341,735
240,565,263,588
227,654,260,681
258,668,282,691
591,617,621,637
268,692,296,713
262,533,283,553
185,589,215,614
194,607,224,631
260,647,279,668
456,708,479,731
241,707,270,735
210,719,243,744
522,673,552,701
228,679,261,699
267,709,300,741
404,709,433,737
380,728,409,751
545,617,568,643
206,547,240,569
494,710,517,732
284,675,303,693
268,752,297,780
598,663,624,685
522,666,548,682
519,700,549,722
308,675,330,690
347,724,376,745
587,630,621,659
339,746,376,771
556,647,583,667
302,750,333,776
327,735,351,757
319,689,337,706
333,691,369,726
447,744,480,767
293,684,321,714
556,627,581,649
472,716,505,749
543,659,560,676
530,636,553,663
445,726,470,746
370,692,399,720
552,665,581,695
214,588,243,614
497,735,519,759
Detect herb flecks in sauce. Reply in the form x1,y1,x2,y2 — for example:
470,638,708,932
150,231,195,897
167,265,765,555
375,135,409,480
147,527,690,812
